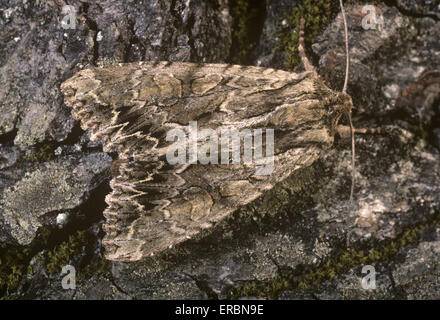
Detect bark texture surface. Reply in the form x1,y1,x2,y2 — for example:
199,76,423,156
1,0,440,300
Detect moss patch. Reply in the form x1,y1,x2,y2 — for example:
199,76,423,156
45,230,88,274
226,211,438,299
0,248,31,296
0,227,110,299
25,142,56,163
44,230,111,281
0,228,51,297
275,0,364,70
229,0,265,65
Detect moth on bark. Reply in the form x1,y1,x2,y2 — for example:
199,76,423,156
61,3,354,262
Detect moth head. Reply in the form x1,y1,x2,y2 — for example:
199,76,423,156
336,91,353,115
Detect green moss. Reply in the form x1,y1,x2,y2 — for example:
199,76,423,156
0,251,27,294
227,211,440,299
0,227,111,299
45,231,87,274
44,230,111,280
0,241,41,298
275,0,360,70
0,229,52,298
412,123,430,141
25,143,56,163
44,230,111,281
229,0,265,65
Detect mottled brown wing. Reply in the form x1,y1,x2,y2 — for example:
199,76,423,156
61,61,342,261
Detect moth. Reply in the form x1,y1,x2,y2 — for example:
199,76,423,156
61,1,354,262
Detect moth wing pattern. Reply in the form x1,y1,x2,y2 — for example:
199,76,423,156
61,61,343,261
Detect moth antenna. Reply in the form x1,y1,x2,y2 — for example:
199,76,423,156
348,111,355,203
340,0,350,93
339,0,355,204
298,18,318,77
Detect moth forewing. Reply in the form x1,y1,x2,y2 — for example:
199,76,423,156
61,62,344,261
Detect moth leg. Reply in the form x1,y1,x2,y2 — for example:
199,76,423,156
299,18,318,77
